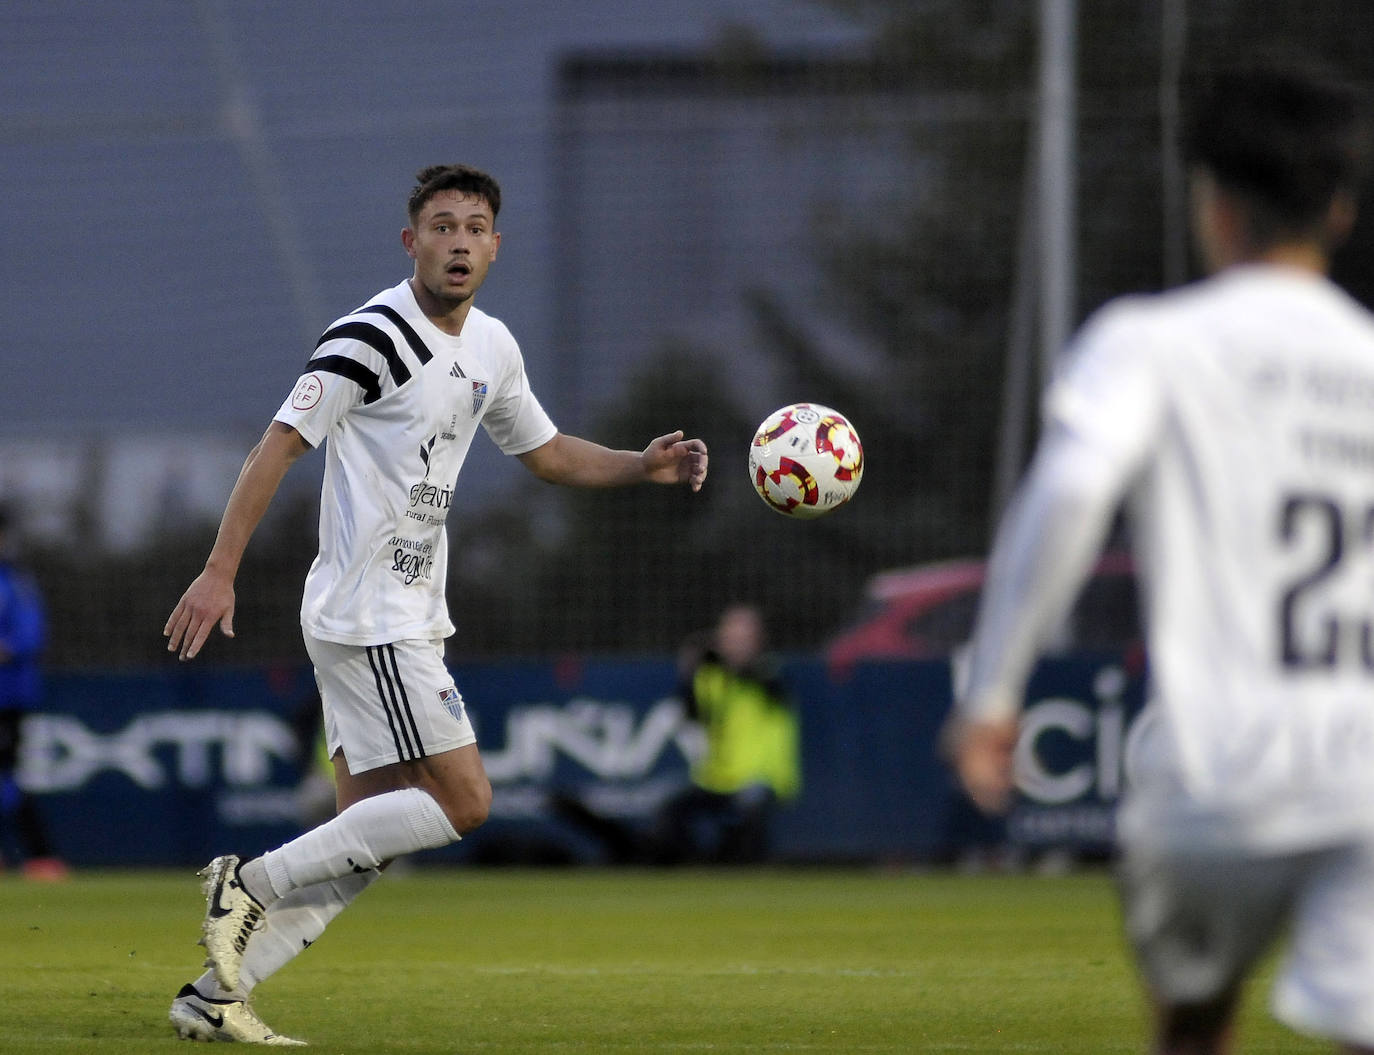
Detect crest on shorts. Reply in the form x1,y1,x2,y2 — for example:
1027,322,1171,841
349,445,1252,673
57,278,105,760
471,381,488,416
437,685,465,721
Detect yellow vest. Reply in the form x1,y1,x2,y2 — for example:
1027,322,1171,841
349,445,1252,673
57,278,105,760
689,662,801,800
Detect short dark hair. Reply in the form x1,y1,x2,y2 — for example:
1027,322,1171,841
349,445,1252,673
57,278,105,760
1183,53,1371,243
407,164,501,224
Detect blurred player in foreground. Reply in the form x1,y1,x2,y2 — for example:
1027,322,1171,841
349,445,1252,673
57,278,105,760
163,164,708,1045
946,57,1374,1054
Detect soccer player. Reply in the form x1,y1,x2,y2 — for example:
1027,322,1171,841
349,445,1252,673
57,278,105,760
945,58,1374,1054
163,164,708,1045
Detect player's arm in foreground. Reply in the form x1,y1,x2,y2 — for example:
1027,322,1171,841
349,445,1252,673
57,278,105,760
518,430,708,491
163,421,311,661
946,425,1125,813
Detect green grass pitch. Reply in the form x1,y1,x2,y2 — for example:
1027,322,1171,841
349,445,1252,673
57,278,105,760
0,867,1327,1053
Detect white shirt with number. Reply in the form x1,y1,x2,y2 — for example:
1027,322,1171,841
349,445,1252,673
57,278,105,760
273,280,557,646
963,265,1374,852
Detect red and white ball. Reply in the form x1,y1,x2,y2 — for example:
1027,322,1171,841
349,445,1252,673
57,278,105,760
748,403,864,518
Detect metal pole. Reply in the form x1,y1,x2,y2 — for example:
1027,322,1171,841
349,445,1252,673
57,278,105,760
1160,0,1189,289
1037,0,1077,386
991,142,1040,531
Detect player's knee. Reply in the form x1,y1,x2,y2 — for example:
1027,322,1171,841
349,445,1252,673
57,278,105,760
443,774,492,835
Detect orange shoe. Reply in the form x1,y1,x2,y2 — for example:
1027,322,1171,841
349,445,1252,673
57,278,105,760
22,857,70,881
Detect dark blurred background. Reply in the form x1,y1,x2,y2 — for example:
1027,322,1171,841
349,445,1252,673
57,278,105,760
4,1,1373,670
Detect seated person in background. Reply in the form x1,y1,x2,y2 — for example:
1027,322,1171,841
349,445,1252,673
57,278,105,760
653,604,801,864
550,603,801,865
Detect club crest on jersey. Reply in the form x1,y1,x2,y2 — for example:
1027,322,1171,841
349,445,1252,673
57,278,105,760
471,381,488,415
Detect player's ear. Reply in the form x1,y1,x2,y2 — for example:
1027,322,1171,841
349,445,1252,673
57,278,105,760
490,230,501,258
401,226,417,259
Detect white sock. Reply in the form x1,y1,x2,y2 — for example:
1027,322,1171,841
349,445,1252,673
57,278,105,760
258,788,458,898
194,868,380,1000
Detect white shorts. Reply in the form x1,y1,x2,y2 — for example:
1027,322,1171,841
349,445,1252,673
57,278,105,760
305,634,477,775
1118,839,1374,1047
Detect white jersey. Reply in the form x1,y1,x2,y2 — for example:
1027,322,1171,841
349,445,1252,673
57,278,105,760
274,280,557,645
964,265,1374,852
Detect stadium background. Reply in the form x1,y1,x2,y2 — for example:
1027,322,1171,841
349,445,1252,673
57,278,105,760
0,1,1368,670
4,3,1374,871
4,1,1374,669
6,9,1370,1047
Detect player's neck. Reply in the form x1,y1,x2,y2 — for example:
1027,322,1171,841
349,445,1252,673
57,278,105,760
1231,242,1329,276
1206,228,1329,276
408,277,474,336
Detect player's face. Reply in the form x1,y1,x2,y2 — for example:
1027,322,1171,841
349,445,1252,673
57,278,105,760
403,191,500,310
716,606,764,670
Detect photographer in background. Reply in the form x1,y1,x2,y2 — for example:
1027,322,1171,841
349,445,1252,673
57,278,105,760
551,603,801,866
655,603,801,864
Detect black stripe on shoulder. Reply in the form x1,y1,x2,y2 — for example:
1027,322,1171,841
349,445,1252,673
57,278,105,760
306,355,382,404
357,304,435,366
316,321,413,390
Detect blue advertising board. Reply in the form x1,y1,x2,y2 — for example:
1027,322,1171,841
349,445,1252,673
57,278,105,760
1004,657,1146,854
11,654,1145,867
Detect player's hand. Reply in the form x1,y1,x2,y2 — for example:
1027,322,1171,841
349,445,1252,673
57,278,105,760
945,716,1019,814
163,567,236,661
642,431,709,492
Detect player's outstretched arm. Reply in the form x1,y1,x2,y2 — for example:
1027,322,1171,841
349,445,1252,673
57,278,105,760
163,422,310,661
518,430,708,491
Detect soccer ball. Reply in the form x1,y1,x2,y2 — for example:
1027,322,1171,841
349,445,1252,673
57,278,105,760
748,403,864,518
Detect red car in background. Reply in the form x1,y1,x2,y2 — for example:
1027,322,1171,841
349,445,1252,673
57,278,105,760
825,551,1141,669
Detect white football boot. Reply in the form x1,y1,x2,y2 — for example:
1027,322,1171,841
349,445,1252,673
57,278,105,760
198,854,265,991
169,983,306,1045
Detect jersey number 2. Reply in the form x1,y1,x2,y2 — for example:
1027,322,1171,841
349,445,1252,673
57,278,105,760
1278,493,1374,671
